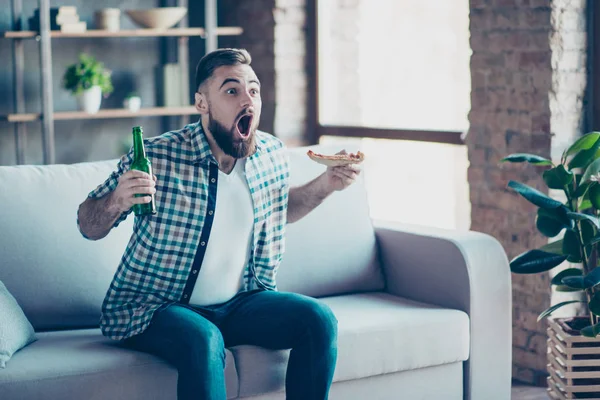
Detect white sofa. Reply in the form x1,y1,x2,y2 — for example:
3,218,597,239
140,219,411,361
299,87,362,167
0,144,512,399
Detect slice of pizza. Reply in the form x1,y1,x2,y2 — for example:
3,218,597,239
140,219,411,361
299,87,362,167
306,149,365,167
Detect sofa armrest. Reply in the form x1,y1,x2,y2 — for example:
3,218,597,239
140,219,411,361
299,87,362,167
374,220,512,400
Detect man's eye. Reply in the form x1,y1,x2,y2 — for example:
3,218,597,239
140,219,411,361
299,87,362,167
250,89,259,95
226,88,237,95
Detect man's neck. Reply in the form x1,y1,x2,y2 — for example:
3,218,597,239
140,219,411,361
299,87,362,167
201,119,236,174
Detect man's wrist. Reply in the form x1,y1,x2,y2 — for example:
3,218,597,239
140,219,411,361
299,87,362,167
317,173,334,199
105,192,124,216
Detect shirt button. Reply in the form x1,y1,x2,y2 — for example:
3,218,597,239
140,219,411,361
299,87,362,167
208,210,213,215
201,241,206,246
211,178,216,183
192,270,198,274
183,294,188,299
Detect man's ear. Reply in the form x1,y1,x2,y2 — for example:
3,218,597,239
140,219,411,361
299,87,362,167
195,92,209,115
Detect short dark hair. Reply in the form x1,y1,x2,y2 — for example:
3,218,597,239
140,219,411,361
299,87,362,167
195,48,252,92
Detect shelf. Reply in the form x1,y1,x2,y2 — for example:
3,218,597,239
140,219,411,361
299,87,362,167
2,27,243,39
3,106,198,122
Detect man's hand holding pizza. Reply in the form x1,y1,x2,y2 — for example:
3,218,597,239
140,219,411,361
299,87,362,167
287,149,365,223
307,149,364,192
321,150,362,192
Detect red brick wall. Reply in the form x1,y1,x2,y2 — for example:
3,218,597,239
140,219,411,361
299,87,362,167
220,0,309,145
468,0,587,385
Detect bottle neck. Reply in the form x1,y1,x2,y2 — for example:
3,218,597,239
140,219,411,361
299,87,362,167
132,132,146,159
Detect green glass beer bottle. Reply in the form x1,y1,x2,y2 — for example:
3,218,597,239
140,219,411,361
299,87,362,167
130,126,157,216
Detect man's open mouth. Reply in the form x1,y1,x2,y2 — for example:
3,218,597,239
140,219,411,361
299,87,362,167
236,114,253,139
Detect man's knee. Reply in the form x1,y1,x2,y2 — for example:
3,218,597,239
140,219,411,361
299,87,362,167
299,298,338,344
175,319,226,369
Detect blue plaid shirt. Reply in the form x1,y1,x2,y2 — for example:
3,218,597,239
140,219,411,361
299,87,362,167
80,121,290,340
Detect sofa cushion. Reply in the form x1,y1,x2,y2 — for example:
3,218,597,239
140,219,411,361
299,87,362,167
230,292,470,397
0,281,37,368
0,161,134,331
0,329,238,400
277,144,384,297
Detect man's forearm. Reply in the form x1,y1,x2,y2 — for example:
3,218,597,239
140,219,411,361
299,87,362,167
78,193,122,240
287,174,333,224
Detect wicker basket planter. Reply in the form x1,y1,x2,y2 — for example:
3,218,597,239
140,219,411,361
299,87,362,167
547,318,600,399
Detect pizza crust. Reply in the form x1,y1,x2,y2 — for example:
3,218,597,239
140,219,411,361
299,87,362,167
307,150,365,167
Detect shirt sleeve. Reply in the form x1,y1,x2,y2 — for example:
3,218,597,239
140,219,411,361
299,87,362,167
77,148,135,236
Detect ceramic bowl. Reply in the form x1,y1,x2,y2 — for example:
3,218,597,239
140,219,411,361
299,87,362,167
125,7,187,29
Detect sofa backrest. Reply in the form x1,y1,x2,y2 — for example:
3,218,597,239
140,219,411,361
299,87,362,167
277,145,383,296
0,144,383,331
0,160,134,331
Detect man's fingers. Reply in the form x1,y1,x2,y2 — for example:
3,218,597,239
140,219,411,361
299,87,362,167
123,170,152,180
129,186,156,196
130,196,153,205
332,168,358,180
343,165,361,174
332,170,355,186
122,177,155,190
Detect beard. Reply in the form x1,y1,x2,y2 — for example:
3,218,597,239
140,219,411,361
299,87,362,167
208,109,257,159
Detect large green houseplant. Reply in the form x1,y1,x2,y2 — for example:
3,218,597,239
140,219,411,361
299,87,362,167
503,131,600,336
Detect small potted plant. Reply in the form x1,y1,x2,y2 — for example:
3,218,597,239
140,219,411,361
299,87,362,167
123,92,142,112
502,131,600,397
62,53,113,114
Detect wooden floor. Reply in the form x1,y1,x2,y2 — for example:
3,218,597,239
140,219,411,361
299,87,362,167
512,384,549,400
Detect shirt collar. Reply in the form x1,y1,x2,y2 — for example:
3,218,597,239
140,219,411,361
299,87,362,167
190,119,263,164
190,121,216,164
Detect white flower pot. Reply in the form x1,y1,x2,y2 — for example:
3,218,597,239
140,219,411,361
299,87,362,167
77,86,102,114
123,96,142,112
95,8,121,31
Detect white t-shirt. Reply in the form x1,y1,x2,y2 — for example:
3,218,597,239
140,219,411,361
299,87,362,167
189,159,254,306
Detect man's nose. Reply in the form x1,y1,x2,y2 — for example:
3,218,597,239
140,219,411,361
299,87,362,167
240,90,253,108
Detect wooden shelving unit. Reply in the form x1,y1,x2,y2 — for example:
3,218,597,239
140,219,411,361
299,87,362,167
2,27,243,39
3,0,241,165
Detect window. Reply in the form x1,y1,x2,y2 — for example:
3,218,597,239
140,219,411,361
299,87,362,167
312,0,472,229
317,0,471,134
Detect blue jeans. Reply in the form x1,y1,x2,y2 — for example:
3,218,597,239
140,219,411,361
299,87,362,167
123,290,338,400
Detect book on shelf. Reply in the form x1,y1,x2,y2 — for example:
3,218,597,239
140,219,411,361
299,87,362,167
28,6,86,32
163,64,190,107
60,21,87,33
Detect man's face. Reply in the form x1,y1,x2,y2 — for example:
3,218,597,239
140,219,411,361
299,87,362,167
196,64,262,159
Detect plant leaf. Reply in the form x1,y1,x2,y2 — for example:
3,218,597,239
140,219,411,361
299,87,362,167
581,199,593,211
551,268,583,285
582,158,600,183
563,229,583,263
507,181,564,210
539,239,564,254
574,181,592,198
567,212,600,229
588,235,600,246
582,321,600,337
536,212,566,237
543,165,574,189
563,268,600,289
582,220,598,245
569,137,600,169
585,268,600,288
537,300,582,322
561,276,586,289
555,285,584,292
500,153,553,166
590,292,600,316
510,250,568,274
566,132,600,157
